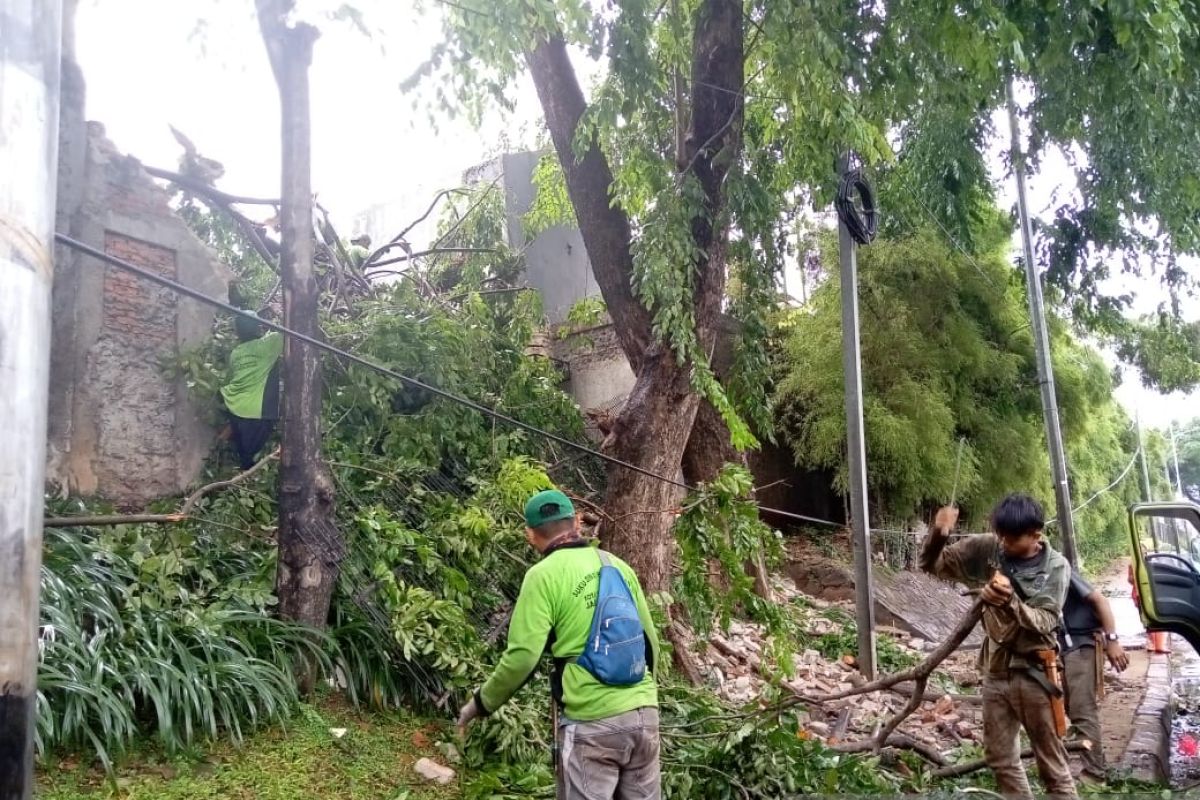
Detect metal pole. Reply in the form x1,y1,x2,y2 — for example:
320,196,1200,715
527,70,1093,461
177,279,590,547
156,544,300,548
0,2,62,797
837,153,877,680
1005,81,1079,568
1172,422,1184,497
1136,411,1153,502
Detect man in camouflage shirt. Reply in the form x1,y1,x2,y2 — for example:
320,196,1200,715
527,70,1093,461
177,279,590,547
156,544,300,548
921,494,1076,799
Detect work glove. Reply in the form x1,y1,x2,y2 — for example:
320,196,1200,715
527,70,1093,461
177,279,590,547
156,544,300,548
457,696,482,738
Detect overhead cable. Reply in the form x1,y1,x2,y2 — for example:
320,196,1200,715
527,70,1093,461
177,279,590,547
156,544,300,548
54,232,855,531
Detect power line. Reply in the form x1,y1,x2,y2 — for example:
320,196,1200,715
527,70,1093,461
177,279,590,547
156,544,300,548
54,232,854,532
1046,446,1142,528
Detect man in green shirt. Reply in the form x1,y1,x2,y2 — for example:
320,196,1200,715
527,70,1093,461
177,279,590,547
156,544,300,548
457,489,661,799
220,313,283,469
921,494,1076,799
348,234,371,269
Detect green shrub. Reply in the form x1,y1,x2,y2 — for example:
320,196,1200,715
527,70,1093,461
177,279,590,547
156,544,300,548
37,525,330,770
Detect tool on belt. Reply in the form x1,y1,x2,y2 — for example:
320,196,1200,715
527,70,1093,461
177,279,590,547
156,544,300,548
986,565,1069,738
1033,648,1068,737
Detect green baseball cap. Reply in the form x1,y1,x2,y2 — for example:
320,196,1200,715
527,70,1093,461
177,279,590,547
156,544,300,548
524,489,575,528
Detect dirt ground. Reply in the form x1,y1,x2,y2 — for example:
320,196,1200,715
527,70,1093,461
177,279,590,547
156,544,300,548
1095,648,1150,766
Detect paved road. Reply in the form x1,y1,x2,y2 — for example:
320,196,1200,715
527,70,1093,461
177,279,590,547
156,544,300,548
1098,559,1148,649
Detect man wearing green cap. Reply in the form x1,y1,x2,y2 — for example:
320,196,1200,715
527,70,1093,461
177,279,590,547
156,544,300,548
457,488,662,799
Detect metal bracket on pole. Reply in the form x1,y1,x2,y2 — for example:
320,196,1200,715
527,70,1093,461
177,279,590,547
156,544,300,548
836,151,877,680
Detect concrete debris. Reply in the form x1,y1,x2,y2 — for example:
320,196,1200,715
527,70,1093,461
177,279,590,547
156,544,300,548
695,576,984,757
413,757,456,785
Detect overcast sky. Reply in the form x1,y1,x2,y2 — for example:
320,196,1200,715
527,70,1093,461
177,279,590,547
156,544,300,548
75,0,1197,434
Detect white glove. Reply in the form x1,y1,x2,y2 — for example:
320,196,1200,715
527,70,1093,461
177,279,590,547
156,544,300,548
457,696,481,737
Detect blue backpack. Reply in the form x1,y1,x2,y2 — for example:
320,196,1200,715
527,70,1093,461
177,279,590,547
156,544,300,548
572,550,647,686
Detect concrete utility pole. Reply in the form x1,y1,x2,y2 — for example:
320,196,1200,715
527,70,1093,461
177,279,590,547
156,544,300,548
1137,411,1153,502
1171,422,1185,498
836,153,877,680
1005,80,1079,568
0,2,62,797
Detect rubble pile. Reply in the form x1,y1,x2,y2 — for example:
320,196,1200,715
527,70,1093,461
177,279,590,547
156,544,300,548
695,578,984,756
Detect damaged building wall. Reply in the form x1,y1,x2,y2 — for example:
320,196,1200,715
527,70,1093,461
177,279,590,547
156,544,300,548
48,28,231,504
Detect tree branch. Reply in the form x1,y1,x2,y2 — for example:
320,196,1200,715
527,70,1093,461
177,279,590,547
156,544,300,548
808,600,984,704
44,449,279,528
143,164,282,275
832,733,949,767
525,34,652,372
932,741,1092,779
143,165,280,206
366,247,496,270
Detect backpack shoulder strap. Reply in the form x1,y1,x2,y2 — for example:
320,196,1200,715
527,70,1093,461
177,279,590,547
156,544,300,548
597,550,613,567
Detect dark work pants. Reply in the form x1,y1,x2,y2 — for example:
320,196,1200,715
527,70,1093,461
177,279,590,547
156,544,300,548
227,412,275,469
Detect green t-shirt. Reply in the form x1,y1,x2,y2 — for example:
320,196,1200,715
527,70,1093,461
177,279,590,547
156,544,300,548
348,244,369,268
479,541,660,721
221,332,283,419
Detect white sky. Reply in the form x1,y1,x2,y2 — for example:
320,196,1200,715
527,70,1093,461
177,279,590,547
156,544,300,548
75,1,1196,428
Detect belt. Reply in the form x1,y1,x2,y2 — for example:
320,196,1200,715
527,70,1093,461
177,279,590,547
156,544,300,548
1023,665,1064,698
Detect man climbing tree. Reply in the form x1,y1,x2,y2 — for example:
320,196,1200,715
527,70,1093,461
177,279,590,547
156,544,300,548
220,311,282,469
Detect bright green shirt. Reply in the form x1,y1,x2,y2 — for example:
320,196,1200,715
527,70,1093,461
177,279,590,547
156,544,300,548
479,541,660,721
220,332,283,419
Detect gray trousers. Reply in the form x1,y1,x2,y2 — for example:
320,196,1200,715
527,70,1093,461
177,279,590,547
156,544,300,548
1064,643,1105,777
556,706,660,800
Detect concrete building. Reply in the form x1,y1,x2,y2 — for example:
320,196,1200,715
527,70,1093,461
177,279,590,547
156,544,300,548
465,151,635,430
47,28,231,505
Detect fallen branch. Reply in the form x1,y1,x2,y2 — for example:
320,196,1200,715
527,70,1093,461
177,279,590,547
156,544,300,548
366,247,497,270
832,733,948,767
144,164,282,273
932,741,1091,779
817,600,984,705
45,449,278,528
143,164,281,206
890,682,982,705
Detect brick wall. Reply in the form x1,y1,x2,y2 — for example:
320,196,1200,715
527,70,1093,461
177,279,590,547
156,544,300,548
102,232,177,345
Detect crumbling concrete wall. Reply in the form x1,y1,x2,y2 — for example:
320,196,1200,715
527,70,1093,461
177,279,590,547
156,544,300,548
465,151,599,325
48,29,231,504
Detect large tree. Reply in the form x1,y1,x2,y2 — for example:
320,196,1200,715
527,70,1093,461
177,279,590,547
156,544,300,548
256,0,342,688
420,0,1200,593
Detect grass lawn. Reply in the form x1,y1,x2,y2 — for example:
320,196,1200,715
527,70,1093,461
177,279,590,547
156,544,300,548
38,698,462,800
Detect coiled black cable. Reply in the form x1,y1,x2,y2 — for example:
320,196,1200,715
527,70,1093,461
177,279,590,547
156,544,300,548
835,167,878,245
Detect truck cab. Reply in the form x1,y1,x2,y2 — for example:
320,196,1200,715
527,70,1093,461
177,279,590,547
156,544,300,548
1129,501,1200,651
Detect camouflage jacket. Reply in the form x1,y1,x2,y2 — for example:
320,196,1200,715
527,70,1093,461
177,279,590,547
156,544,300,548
920,533,1069,676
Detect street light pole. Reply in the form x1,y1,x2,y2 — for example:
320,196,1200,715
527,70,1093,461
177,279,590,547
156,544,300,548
0,2,62,797
836,153,877,680
1005,80,1079,568
1171,422,1184,498
1137,411,1153,502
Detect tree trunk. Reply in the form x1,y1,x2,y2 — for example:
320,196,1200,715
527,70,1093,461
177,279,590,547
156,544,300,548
256,1,341,692
525,0,744,598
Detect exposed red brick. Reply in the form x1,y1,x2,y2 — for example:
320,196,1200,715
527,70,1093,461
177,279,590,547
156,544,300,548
102,231,177,345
